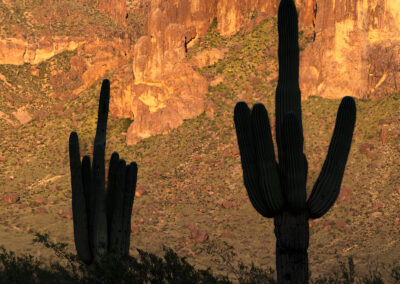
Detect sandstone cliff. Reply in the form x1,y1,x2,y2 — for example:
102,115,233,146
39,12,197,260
82,0,400,104
1,0,399,146
297,0,400,100
0,36,86,65
110,0,400,145
109,0,280,145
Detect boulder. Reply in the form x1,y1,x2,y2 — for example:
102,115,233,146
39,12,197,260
12,108,32,125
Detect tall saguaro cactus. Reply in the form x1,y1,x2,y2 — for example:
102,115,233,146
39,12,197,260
69,79,138,271
233,0,356,283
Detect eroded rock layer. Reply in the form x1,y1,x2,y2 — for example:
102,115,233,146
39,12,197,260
110,0,278,145
298,0,400,100
1,0,399,145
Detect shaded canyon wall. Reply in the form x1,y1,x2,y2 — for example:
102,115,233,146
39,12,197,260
1,0,399,145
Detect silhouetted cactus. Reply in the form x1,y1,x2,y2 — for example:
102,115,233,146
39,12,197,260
69,79,138,272
233,0,356,283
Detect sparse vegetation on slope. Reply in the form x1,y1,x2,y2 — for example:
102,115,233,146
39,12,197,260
0,1,399,283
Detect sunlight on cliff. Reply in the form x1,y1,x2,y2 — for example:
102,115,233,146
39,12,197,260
333,20,355,68
367,0,400,43
138,87,166,113
387,0,400,29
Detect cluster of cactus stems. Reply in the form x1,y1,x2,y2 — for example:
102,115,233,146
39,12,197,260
233,0,356,283
69,79,138,273
68,0,356,282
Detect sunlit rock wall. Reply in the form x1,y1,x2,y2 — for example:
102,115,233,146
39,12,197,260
298,0,400,100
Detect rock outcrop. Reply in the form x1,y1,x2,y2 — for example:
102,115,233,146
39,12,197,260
110,0,279,145
109,8,209,145
71,34,133,96
1,0,399,145
0,36,86,65
148,0,279,37
297,0,400,100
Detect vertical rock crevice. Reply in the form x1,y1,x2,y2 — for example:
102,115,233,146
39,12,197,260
184,35,195,53
313,0,317,41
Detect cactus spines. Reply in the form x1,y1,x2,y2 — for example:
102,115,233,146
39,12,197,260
233,0,356,283
69,79,138,271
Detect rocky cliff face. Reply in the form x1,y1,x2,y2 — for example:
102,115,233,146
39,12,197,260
148,0,279,37
73,34,132,96
297,0,400,100
110,0,279,145
109,0,400,145
0,36,86,65
1,0,398,145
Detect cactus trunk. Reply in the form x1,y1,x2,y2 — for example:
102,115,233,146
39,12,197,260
274,209,309,283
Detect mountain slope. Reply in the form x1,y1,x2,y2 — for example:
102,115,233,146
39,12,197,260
0,2,399,283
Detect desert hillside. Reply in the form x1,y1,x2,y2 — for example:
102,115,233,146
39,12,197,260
0,0,399,283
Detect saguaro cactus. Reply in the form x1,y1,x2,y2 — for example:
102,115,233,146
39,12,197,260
69,79,138,272
233,0,356,283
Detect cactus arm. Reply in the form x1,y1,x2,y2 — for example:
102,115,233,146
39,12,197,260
81,155,95,260
122,162,138,255
250,103,284,213
91,145,108,263
275,0,303,165
303,153,308,183
280,113,307,213
307,96,356,219
93,79,110,148
90,82,110,263
69,132,92,264
90,79,110,261
106,152,119,246
234,102,276,218
106,158,137,257
109,159,126,256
